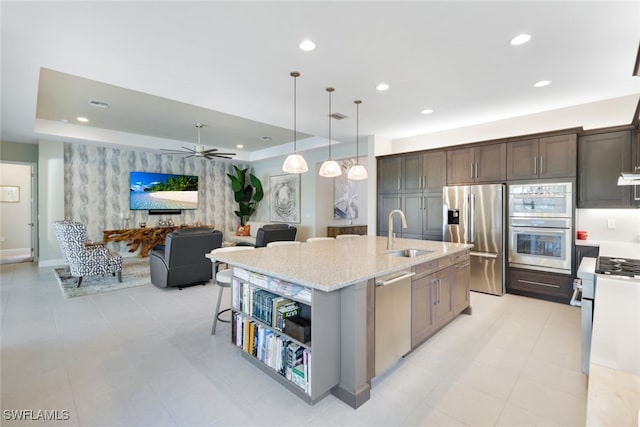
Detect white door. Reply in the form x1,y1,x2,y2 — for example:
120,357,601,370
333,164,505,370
0,162,35,264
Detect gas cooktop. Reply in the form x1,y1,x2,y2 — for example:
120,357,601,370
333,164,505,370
595,256,640,278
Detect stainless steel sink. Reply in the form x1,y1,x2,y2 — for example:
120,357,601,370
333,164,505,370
387,248,434,258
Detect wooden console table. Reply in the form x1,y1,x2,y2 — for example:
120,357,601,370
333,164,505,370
103,225,214,257
327,225,368,238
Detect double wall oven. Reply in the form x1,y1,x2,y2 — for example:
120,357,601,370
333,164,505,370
508,182,573,275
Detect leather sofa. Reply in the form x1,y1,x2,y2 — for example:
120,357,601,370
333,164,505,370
150,227,223,289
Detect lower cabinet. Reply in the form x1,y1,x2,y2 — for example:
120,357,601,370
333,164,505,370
506,268,574,304
411,252,470,348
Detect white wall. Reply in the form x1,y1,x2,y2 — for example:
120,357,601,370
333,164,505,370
251,142,371,242
0,163,32,251
38,141,65,265
386,94,640,155
576,209,640,245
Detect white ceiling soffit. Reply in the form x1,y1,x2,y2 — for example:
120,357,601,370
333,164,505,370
2,1,640,159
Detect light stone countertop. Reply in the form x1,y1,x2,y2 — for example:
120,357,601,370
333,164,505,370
212,236,473,292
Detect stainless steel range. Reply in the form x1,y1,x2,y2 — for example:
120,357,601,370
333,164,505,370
575,256,640,374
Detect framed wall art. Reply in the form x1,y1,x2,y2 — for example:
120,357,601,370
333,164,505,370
0,186,20,203
269,174,300,223
334,158,359,220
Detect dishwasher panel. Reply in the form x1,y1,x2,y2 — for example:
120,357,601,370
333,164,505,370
374,270,413,376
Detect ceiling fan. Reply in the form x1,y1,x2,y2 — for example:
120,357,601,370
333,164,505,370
161,123,236,159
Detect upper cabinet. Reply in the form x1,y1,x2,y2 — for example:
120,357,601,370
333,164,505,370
377,151,446,240
507,134,577,180
447,142,506,185
378,156,402,194
578,130,638,208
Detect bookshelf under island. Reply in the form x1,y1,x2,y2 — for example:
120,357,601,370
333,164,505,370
230,266,341,404
213,236,472,408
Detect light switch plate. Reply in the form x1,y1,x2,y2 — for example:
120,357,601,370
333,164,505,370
607,219,616,229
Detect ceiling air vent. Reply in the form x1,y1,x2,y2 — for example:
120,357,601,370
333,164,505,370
89,100,110,108
330,112,347,120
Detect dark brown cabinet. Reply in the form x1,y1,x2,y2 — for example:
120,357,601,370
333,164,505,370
507,134,576,180
378,151,446,240
378,156,401,194
447,143,506,184
506,268,574,304
578,130,637,208
327,225,367,238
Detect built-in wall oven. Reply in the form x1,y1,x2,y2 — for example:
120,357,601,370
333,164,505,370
508,182,573,275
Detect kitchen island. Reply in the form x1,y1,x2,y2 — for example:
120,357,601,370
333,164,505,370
213,236,472,408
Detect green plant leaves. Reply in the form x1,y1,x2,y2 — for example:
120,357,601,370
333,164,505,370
228,166,264,226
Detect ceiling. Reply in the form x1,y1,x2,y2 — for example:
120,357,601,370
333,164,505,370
2,1,640,162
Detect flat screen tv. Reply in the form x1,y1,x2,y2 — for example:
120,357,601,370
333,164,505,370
130,171,198,210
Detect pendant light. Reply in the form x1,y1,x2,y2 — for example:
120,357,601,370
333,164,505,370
282,71,309,174
347,100,368,180
318,87,342,178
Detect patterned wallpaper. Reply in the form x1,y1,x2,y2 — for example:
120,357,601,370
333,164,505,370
64,144,245,253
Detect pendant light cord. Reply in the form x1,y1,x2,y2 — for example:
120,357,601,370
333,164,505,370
291,72,300,152
327,87,334,158
355,100,360,162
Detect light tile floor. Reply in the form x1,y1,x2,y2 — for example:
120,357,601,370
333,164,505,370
1,261,587,426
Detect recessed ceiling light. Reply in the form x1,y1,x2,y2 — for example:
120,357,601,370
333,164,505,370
533,80,552,88
236,144,244,149
76,116,89,123
420,109,434,115
260,136,272,141
376,83,389,91
299,40,316,51
510,34,532,46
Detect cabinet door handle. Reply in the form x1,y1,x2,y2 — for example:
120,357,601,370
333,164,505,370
518,279,560,289
470,163,474,179
540,156,544,174
634,166,640,201
533,156,537,175
475,162,479,179
397,177,400,191
579,172,584,202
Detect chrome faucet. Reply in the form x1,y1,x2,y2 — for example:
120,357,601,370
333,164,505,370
388,209,408,250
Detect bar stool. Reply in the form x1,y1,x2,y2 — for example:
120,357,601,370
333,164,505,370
306,237,335,242
207,246,255,335
266,241,301,247
336,234,361,239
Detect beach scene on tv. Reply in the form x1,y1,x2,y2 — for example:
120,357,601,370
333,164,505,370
130,172,198,210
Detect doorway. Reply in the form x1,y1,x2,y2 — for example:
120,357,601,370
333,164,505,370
0,162,37,264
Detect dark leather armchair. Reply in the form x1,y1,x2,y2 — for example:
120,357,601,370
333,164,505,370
150,228,223,289
254,224,297,248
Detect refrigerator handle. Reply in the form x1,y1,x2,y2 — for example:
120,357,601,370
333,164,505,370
469,193,475,243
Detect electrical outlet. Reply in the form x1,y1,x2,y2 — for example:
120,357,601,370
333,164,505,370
607,219,616,229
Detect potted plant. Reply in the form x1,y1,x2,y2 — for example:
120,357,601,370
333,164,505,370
227,165,264,232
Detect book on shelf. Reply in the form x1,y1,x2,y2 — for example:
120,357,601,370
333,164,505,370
276,302,300,331
233,319,312,394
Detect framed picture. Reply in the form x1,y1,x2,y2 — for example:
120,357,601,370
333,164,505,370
334,159,359,219
269,174,300,223
0,186,20,203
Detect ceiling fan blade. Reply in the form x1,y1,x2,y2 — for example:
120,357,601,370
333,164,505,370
210,152,236,156
181,146,196,153
206,154,234,159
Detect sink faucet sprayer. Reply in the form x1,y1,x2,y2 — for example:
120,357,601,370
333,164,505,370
388,209,408,250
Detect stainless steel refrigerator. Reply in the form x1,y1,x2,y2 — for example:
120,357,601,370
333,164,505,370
443,184,505,296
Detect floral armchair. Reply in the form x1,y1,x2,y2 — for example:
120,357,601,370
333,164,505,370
52,220,123,287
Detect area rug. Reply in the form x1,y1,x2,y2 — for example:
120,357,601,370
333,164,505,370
53,257,151,298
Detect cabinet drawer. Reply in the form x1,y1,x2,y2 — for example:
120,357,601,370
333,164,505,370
507,269,573,303
412,254,454,278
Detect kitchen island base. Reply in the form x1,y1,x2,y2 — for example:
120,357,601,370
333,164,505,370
216,237,472,408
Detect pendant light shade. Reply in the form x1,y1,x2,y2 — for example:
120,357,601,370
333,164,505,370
319,87,342,178
347,99,368,180
282,72,308,174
